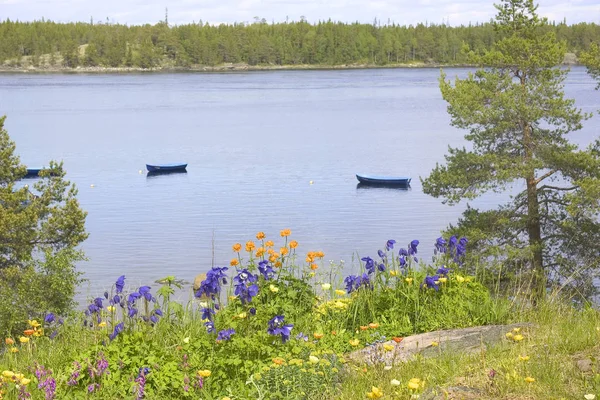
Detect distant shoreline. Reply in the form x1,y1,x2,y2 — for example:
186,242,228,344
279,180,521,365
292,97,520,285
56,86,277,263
0,60,582,74
0,62,474,74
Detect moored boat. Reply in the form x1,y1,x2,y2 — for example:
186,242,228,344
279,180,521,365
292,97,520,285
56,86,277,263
146,163,188,173
356,174,411,186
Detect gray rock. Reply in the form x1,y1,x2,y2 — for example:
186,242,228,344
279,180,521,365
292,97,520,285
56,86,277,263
576,358,594,373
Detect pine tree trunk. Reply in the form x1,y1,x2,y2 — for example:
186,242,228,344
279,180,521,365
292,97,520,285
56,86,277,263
526,174,545,301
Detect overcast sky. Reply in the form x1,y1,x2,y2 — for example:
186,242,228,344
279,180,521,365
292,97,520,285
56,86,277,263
1,0,599,27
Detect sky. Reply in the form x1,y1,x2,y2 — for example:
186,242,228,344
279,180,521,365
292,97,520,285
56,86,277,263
1,0,599,27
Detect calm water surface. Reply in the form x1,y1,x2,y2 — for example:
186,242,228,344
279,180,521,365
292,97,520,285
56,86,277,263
1,68,598,301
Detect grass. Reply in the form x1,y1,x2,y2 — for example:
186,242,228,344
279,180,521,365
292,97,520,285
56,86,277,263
0,231,599,399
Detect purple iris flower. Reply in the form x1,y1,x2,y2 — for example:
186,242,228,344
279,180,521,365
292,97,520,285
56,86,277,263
153,309,163,317
128,307,138,318
437,266,450,276
216,328,235,341
408,240,419,256
267,315,294,343
385,239,396,251
138,286,152,301
448,236,458,252
195,266,229,300
398,255,407,267
295,332,308,342
94,297,104,308
361,256,376,275
249,307,256,315
150,315,158,324
378,263,386,272
109,322,124,341
128,292,142,303
234,269,260,304
115,275,125,294
204,321,215,333
422,275,440,291
88,304,99,314
44,313,55,324
201,307,215,321
344,273,372,293
377,250,386,259
435,237,447,253
258,260,275,280
399,248,408,257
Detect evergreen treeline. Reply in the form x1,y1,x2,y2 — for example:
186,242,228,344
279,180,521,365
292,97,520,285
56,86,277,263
1,18,599,68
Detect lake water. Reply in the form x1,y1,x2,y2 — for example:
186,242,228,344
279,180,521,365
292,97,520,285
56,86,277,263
1,67,598,302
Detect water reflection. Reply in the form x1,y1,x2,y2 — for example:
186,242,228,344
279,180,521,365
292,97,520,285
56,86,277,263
146,170,188,178
356,182,412,190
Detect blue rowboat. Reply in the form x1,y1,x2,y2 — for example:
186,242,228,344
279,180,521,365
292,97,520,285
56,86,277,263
146,163,187,173
25,168,42,177
356,174,411,186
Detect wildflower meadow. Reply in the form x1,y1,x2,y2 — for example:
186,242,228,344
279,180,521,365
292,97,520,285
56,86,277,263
1,230,599,399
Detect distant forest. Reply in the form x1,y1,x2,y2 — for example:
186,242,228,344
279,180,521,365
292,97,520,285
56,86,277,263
1,18,599,69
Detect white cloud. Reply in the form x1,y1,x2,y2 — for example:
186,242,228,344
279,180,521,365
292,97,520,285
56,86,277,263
2,0,599,26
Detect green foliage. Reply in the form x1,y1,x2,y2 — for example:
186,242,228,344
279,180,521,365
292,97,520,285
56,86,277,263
581,42,600,90
0,18,599,69
0,116,87,336
422,0,600,299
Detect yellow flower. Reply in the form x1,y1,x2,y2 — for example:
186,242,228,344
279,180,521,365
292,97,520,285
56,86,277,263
366,386,384,399
408,378,422,390
389,270,398,277
272,357,285,365
438,277,447,283
19,337,29,343
519,355,530,361
280,247,289,256
20,377,31,385
309,355,319,364
349,339,360,346
512,327,521,333
513,334,524,342
321,283,331,290
289,240,298,249
335,289,345,296
98,322,107,328
280,229,291,237
390,379,400,386
197,370,211,378
584,395,596,400
430,341,439,347
28,320,41,328
455,275,466,283
313,333,324,339
2,371,15,378
405,277,413,284
9,347,19,353
237,312,247,319
232,243,242,252
245,241,256,252
106,306,116,312
222,397,232,400
183,337,190,344
505,332,514,339
230,258,239,266
524,376,535,383
383,344,394,351
256,232,265,240
265,240,274,247
269,285,279,293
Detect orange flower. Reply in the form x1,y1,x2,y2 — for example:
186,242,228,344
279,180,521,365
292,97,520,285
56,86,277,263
280,247,289,256
360,326,369,331
331,331,337,335
245,241,256,252
289,240,298,249
392,337,404,343
306,255,315,263
265,240,274,247
5,338,14,345
274,261,282,268
23,329,35,336
269,254,278,263
256,232,266,240
315,251,325,258
313,332,324,339
280,229,291,237
310,263,319,270
272,357,285,365
255,247,265,257
369,323,380,329
230,258,239,267
232,243,242,252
